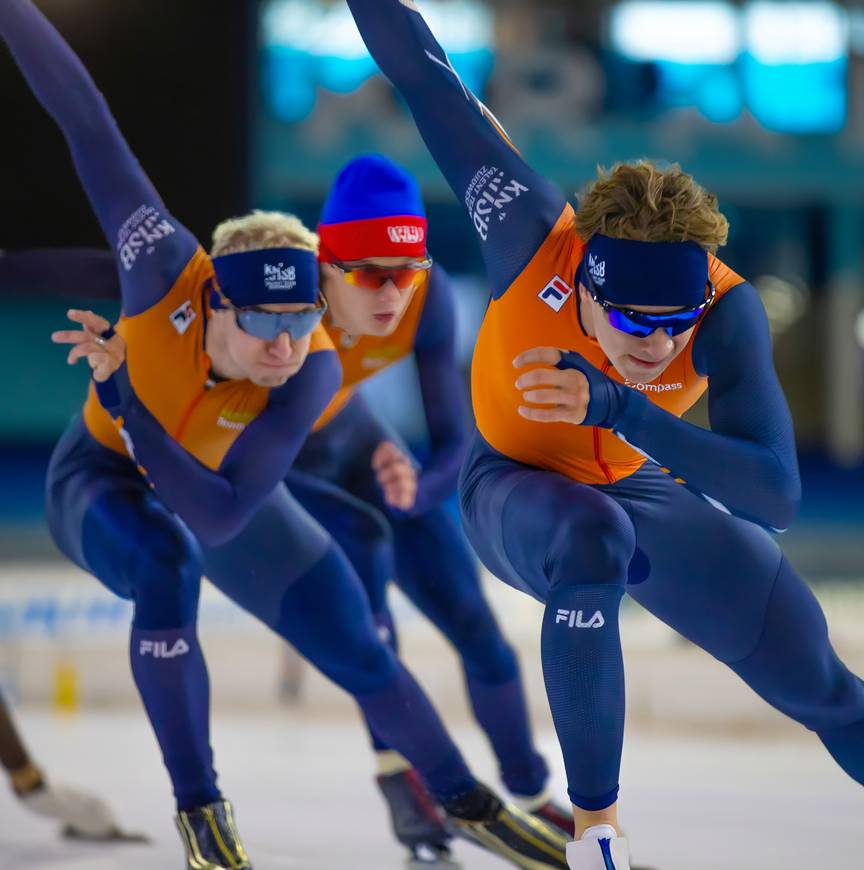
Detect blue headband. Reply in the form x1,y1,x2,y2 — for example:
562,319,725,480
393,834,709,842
580,235,709,308
211,248,319,307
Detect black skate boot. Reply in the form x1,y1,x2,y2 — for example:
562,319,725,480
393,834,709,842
377,767,460,867
443,782,568,869
175,799,252,869
513,789,575,838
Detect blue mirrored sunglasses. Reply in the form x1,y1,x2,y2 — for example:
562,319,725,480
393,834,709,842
232,299,328,341
586,279,715,338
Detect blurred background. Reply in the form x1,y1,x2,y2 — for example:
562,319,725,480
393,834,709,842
0,0,862,817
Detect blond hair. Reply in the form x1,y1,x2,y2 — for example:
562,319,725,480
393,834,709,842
211,210,318,257
574,161,729,253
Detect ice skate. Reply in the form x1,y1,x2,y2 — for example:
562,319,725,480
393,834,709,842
443,782,568,869
513,788,575,838
16,777,148,842
175,799,252,870
377,767,461,867
566,825,630,870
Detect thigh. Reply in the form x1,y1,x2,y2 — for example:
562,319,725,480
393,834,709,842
392,505,483,620
459,434,634,602
45,419,188,599
201,484,331,626
604,464,783,663
203,487,392,693
285,469,393,612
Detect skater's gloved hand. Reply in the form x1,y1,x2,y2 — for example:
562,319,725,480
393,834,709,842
372,441,418,511
513,347,629,428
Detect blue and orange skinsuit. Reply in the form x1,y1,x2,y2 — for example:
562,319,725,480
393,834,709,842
3,0,487,815
290,260,550,797
348,0,864,812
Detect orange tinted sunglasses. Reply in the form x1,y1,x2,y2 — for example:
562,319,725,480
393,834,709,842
335,257,433,291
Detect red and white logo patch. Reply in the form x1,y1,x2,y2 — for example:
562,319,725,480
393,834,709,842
538,275,573,312
386,225,426,245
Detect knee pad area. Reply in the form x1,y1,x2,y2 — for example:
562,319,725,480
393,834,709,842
546,500,634,590
320,635,401,696
128,524,202,631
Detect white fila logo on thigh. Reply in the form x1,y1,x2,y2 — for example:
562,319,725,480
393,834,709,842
556,609,605,629
139,639,190,658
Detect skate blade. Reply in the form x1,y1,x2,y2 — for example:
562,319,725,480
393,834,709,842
405,855,463,869
62,824,151,844
405,844,463,868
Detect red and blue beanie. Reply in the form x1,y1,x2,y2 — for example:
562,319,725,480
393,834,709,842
318,154,428,263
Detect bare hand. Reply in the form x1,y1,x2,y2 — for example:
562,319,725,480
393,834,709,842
513,346,590,425
372,441,418,511
51,309,125,383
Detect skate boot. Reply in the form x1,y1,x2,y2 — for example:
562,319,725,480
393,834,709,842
175,799,252,869
443,782,568,869
566,825,630,870
513,788,575,838
14,769,148,842
377,767,460,867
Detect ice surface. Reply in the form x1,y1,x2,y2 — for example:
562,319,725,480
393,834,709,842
0,711,860,870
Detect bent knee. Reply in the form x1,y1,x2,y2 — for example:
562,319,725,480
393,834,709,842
322,636,400,696
546,500,634,588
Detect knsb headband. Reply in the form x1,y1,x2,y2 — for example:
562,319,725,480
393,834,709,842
580,235,709,308
211,247,319,307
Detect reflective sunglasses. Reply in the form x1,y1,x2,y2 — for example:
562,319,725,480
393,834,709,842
333,257,433,291
585,274,715,338
230,298,328,342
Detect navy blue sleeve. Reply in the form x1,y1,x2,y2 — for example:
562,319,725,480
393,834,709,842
95,351,342,547
611,282,801,530
410,265,469,514
1,0,198,316
346,0,566,298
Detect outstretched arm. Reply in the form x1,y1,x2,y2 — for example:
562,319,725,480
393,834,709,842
411,265,469,513
515,283,801,530
1,0,197,315
346,0,566,297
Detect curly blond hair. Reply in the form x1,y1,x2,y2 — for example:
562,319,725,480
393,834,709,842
211,210,318,257
574,161,729,252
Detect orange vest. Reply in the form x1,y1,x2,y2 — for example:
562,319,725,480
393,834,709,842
313,271,430,431
83,247,334,470
471,205,743,485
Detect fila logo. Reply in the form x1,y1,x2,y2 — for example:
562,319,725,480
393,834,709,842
538,275,574,312
555,609,605,629
139,638,190,658
587,254,606,286
387,225,425,244
169,300,196,335
263,262,296,291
